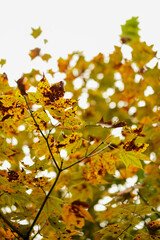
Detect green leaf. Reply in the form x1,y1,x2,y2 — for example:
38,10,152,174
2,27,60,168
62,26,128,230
96,224,124,240
31,27,42,38
132,41,156,68
121,204,154,216
120,17,140,44
118,146,148,168
43,196,63,217
49,215,66,232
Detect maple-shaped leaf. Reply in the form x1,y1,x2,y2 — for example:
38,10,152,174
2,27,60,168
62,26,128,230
83,153,116,185
48,215,78,239
118,145,150,168
122,126,146,138
17,76,28,95
29,47,41,60
121,204,154,217
25,109,50,132
43,196,63,217
62,201,94,228
37,75,65,104
31,26,42,38
120,17,140,44
0,58,6,67
0,93,26,122
96,117,126,128
133,233,154,240
123,138,149,152
41,53,52,62
131,41,157,68
58,132,82,154
96,224,122,240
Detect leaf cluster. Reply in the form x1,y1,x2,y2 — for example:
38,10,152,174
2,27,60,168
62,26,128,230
0,19,160,240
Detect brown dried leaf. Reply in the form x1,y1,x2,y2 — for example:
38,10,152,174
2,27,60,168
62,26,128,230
96,117,126,128
17,76,28,95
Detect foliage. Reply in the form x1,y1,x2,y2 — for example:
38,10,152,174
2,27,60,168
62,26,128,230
0,17,160,239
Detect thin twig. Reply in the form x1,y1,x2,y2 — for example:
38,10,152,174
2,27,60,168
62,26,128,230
24,95,59,171
32,220,47,240
62,138,111,171
39,186,47,196
88,143,111,158
46,128,53,140
85,140,90,157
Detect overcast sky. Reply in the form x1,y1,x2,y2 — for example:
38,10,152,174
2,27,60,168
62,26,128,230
0,0,160,83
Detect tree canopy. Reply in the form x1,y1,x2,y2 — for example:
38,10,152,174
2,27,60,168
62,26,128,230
0,17,160,240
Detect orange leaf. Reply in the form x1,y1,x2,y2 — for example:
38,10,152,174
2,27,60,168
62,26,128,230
29,48,41,60
62,201,94,228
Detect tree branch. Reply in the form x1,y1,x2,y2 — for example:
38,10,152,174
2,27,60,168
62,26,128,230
0,211,25,239
26,168,62,238
23,95,59,171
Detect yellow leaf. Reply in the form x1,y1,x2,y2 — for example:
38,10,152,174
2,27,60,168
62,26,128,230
37,75,65,105
0,58,6,67
0,73,12,93
118,145,150,169
83,153,116,185
41,53,52,62
101,152,117,174
62,201,94,228
31,27,42,38
119,165,139,178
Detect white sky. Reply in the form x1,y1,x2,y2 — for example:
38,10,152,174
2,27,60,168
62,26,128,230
0,0,160,84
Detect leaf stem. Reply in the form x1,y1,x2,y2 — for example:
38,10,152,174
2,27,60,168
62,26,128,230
24,95,59,171
115,223,132,240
